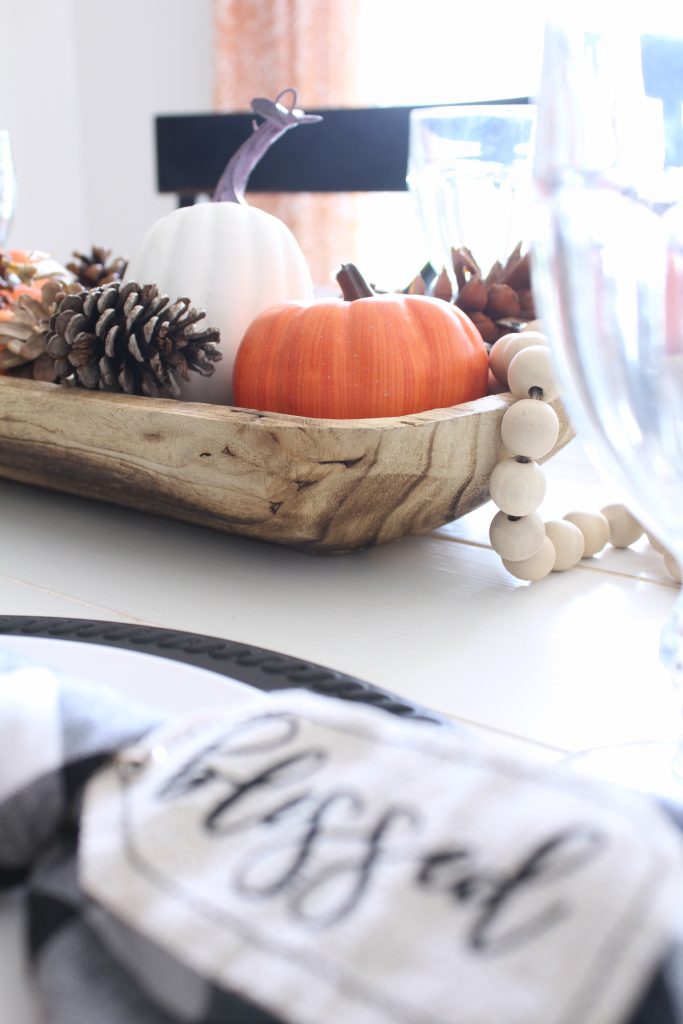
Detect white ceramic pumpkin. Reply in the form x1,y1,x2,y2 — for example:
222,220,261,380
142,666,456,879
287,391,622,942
125,203,313,404
124,89,318,405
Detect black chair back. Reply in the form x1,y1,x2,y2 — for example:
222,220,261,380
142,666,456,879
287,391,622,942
155,99,532,206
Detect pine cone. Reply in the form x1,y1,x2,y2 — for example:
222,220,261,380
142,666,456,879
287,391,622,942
0,279,83,374
38,281,222,398
67,246,128,288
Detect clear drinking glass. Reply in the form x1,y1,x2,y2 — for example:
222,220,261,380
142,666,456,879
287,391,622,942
0,131,16,247
407,104,536,279
533,7,683,797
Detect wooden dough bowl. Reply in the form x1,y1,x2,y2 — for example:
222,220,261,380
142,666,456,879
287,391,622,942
0,377,573,554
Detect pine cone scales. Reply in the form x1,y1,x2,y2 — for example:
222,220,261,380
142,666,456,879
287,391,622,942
41,281,222,398
67,246,128,287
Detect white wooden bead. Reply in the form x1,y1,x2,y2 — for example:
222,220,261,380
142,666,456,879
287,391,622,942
489,331,547,386
489,335,513,386
489,457,546,516
523,319,544,333
601,503,644,548
545,519,585,570
563,511,611,558
663,551,682,584
489,510,546,561
501,399,560,459
498,331,548,383
503,536,556,581
507,345,558,402
647,531,667,554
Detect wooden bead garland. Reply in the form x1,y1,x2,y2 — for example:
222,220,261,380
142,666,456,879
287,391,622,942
500,399,560,460
488,330,681,584
490,330,547,386
489,457,547,517
507,346,559,402
600,503,644,549
489,509,546,561
502,536,556,582
563,511,610,558
544,519,585,570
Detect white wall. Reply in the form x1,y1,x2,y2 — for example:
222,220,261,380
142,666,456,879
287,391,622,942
0,0,213,263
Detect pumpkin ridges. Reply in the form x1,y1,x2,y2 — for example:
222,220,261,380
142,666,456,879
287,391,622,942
371,298,419,417
408,297,490,407
400,299,446,411
348,299,379,419
312,302,349,417
278,303,322,415
242,302,292,412
233,291,489,419
379,296,488,413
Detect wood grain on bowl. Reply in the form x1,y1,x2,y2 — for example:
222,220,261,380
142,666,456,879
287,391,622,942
0,377,572,553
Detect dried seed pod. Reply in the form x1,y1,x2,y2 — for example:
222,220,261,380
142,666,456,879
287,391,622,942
455,273,488,312
467,311,499,345
485,283,522,319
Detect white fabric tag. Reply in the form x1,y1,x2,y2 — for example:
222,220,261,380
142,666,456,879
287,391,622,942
80,690,683,1024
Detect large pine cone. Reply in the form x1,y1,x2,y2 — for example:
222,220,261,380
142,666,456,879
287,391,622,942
38,281,222,398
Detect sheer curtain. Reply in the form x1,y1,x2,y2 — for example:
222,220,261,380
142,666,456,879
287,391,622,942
212,0,545,290
213,0,367,289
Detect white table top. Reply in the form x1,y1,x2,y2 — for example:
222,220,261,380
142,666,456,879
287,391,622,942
1,437,681,1024
0,436,678,764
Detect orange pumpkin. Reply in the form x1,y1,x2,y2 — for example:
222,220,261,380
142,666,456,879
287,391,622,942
233,264,489,419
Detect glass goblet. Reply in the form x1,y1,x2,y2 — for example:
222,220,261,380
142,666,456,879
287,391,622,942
0,131,16,247
533,8,683,797
407,103,536,283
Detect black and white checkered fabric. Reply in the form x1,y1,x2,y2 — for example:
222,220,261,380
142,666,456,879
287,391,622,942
0,648,682,1024
0,652,281,1024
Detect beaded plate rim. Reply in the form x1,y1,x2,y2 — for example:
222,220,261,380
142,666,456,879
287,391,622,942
0,615,447,726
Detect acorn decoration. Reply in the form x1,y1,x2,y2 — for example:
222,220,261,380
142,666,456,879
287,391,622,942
36,280,222,398
405,243,536,345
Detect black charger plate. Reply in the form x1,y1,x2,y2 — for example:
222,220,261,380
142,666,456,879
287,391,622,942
0,614,444,726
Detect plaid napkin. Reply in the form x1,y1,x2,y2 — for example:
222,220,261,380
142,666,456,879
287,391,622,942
1,646,683,1024
0,650,279,1024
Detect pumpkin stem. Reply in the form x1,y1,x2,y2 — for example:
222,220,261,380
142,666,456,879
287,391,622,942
212,88,322,205
336,263,375,300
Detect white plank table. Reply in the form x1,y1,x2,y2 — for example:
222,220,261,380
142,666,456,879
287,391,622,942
0,436,679,764
0,436,681,1024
